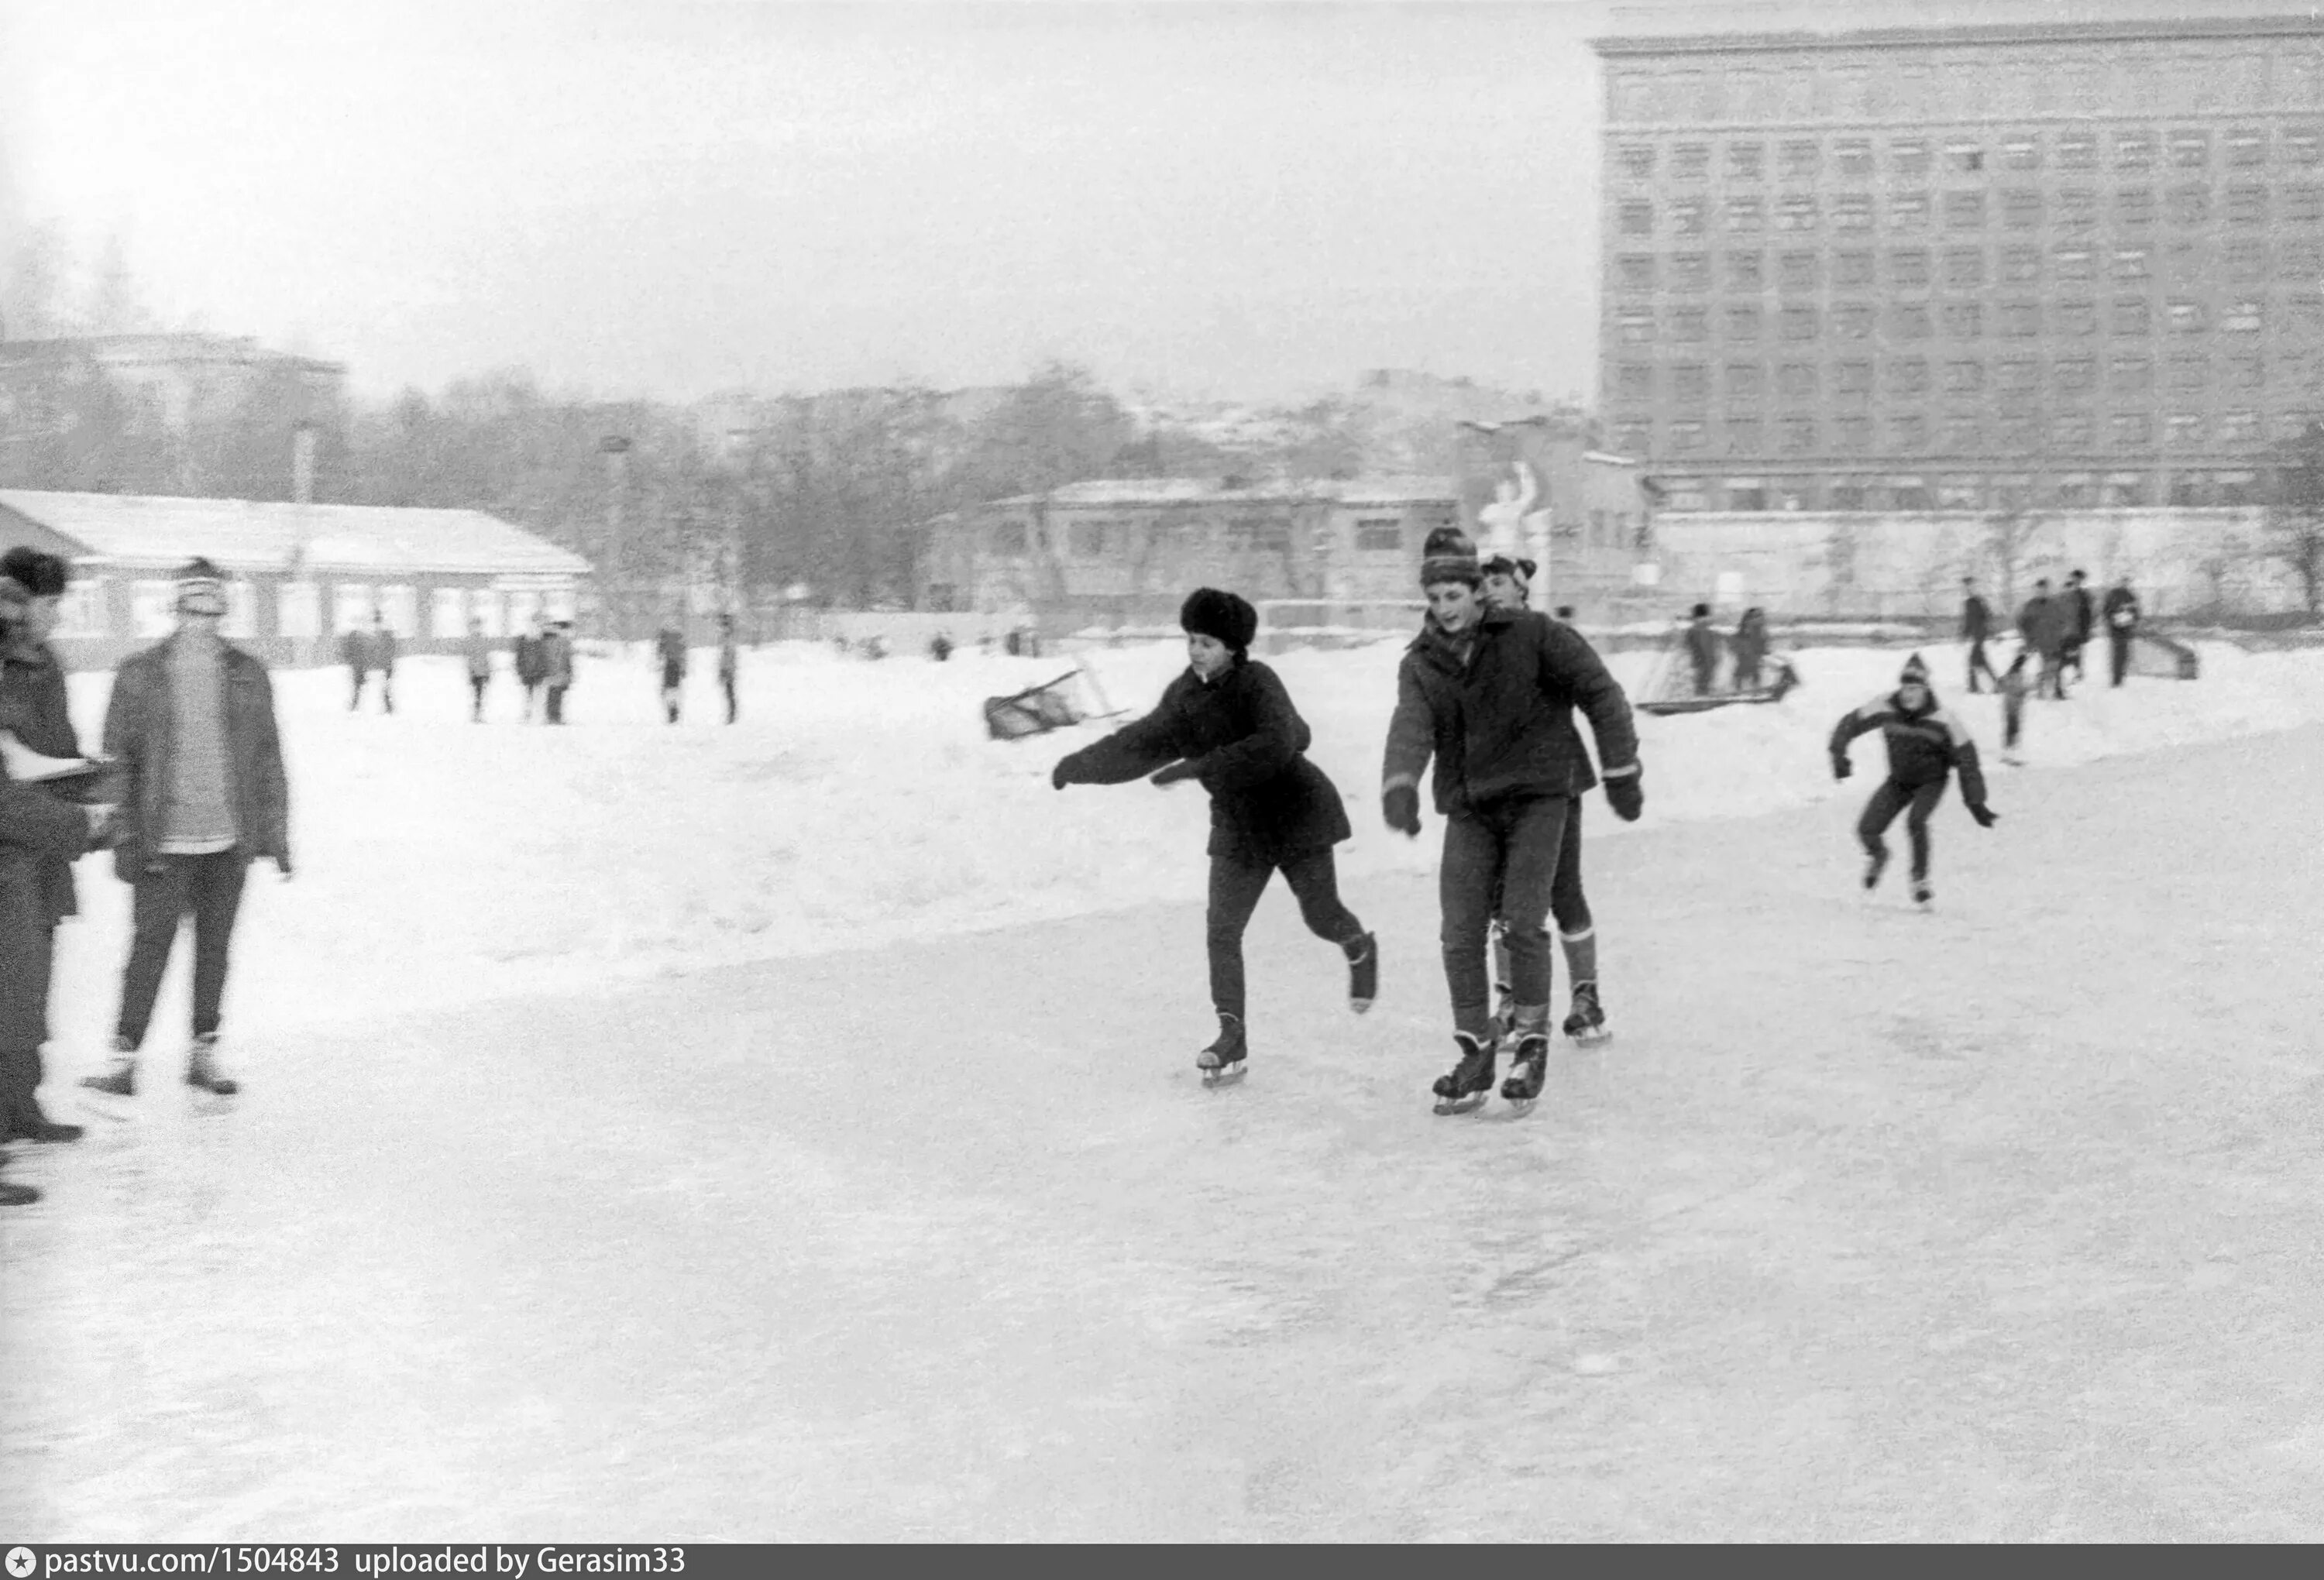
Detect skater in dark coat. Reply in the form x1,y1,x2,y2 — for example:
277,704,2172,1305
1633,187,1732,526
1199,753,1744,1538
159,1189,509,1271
1731,606,1770,693
655,623,687,723
1051,588,1374,1080
2018,579,2069,699
514,619,549,722
2102,577,2142,687
1959,576,1999,693
1683,603,1722,696
1829,652,1998,906
2062,570,2096,685
1384,528,1643,1112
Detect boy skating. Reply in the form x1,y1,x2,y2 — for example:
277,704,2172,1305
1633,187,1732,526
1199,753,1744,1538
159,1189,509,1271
1384,530,1642,1114
1830,653,1998,907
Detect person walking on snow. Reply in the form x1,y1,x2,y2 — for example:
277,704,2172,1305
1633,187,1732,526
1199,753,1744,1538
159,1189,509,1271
514,617,548,722
1997,648,2033,765
542,620,576,724
81,558,292,1102
1683,603,1721,696
1960,575,1999,693
1384,527,1643,1114
462,617,494,722
1050,587,1376,1084
655,623,687,723
1829,651,1997,908
716,613,740,725
2062,569,2096,687
1477,553,1615,1049
2102,576,2143,688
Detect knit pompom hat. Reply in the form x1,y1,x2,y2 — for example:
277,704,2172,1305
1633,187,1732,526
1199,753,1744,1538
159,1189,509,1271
1419,525,1480,588
1179,587,1258,653
1899,651,1931,686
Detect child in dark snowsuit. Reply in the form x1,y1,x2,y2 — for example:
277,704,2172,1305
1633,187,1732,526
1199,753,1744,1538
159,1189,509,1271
1998,649,2033,764
1829,652,1999,906
1050,588,1376,1080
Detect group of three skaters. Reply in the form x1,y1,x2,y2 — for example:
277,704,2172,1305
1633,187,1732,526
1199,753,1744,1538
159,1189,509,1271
1053,525,1998,1109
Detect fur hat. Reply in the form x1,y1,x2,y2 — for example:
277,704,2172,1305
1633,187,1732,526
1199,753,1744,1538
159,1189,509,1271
1179,586,1257,653
1418,525,1480,588
1899,652,1931,687
175,557,228,618
1,547,70,597
1479,553,1536,588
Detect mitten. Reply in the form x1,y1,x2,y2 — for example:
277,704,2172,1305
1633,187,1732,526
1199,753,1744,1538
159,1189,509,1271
1969,804,1999,829
1050,761,1074,791
1383,784,1422,838
1832,755,1853,781
1149,759,1199,788
1603,766,1645,823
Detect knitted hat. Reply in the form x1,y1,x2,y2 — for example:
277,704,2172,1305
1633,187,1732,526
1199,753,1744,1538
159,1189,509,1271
175,557,228,617
1,547,69,597
1899,652,1931,687
1179,586,1257,653
1419,526,1480,588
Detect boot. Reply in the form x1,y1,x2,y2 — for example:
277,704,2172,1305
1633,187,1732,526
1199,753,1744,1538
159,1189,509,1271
2,1049,81,1141
186,1035,239,1096
1,1174,37,1207
1344,933,1377,1014
1863,848,1889,891
5,1101,84,1144
1432,1032,1497,1111
1197,1014,1247,1084
81,1038,137,1097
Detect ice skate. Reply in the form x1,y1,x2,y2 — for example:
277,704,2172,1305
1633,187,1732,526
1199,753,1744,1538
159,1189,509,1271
1862,848,1888,891
5,1102,84,1145
1431,1032,1496,1115
184,1035,239,1097
1,1173,38,1207
1196,1015,1246,1087
1563,981,1611,1047
80,1042,136,1100
1345,933,1378,1015
1499,1033,1550,1111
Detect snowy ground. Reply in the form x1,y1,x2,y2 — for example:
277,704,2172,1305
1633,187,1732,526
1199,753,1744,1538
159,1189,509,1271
4,634,2324,1539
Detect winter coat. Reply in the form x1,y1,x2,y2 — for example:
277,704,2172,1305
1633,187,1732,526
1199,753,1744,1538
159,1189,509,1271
463,634,494,680
0,636,82,922
2068,586,2096,644
1683,617,1722,673
0,764,93,1051
101,632,291,882
543,631,575,687
1830,688,1991,806
1960,594,1992,643
1731,611,1769,677
1053,655,1351,867
339,628,370,675
1384,605,1640,818
656,630,687,679
514,634,548,685
373,628,399,674
2103,586,2141,634
717,638,738,680
2017,594,2069,657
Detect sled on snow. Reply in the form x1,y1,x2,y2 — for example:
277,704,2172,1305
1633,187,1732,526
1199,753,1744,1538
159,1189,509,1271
982,654,1127,741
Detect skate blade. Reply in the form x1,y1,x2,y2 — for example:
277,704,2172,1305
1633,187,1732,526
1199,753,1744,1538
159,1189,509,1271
1569,1029,1613,1048
1432,1091,1489,1116
1502,1096,1538,1117
1200,1065,1246,1088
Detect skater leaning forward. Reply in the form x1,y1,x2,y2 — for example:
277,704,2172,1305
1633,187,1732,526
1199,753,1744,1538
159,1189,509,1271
1829,652,1998,907
1050,588,1376,1082
1383,528,1643,1114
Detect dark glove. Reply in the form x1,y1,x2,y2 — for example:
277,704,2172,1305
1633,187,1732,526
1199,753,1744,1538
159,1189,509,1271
1050,761,1073,792
1383,784,1422,838
1969,804,1998,829
1603,767,1645,823
1832,755,1852,781
1149,759,1199,788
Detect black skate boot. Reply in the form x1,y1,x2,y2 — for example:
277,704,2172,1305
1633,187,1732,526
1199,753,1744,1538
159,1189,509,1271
1563,981,1611,1046
81,1039,136,1099
1431,1032,1497,1115
1912,877,1934,908
5,1100,84,1145
1500,1033,1550,1108
1862,848,1889,891
1344,933,1377,1015
1,1163,37,1207
1196,1015,1247,1087
185,1035,239,1097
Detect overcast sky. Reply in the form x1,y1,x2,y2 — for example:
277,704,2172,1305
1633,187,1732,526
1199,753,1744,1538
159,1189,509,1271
0,1,1624,406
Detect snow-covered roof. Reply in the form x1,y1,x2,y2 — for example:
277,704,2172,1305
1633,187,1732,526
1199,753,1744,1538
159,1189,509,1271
0,489,593,577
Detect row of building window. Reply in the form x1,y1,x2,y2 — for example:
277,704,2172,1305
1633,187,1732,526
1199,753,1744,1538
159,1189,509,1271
46,579,573,642
1612,295,2295,343
1610,409,2312,457
1653,472,2267,514
985,515,1448,559
1615,353,2281,402
1614,184,2324,235
1615,239,2322,292
1613,127,2322,184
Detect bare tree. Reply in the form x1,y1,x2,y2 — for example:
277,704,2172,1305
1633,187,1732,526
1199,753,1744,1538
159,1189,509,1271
2265,421,2324,618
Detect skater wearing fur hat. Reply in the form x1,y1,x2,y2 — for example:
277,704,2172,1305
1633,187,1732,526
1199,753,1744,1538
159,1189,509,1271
1384,527,1643,1115
1829,652,1997,908
1050,587,1375,1084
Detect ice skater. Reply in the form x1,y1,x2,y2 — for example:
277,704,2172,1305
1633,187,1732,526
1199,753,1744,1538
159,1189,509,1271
655,623,687,723
1829,653,1998,908
1997,647,2033,765
1383,528,1642,1115
1050,587,1376,1084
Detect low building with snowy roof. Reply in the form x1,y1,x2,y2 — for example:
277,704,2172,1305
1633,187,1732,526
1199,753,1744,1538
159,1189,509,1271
0,489,593,667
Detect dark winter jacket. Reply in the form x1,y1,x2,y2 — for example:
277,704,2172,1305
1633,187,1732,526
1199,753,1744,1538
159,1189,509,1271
2017,594,2068,657
1960,594,1992,643
0,764,93,1052
1731,610,1769,678
543,631,575,687
514,634,548,685
1384,606,1640,817
2102,586,2141,634
2068,586,2096,644
0,636,82,922
1053,655,1351,867
656,629,687,679
101,632,290,881
1830,689,1991,807
1683,617,1722,675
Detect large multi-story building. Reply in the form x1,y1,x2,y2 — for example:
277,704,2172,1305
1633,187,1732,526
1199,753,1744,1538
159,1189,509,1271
1593,12,2324,514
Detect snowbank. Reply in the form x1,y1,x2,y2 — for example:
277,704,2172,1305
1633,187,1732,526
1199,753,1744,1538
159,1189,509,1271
46,634,2324,1042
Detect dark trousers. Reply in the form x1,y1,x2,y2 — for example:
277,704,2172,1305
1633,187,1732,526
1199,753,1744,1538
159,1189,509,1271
1442,795,1570,1037
350,671,394,713
469,675,489,721
1,912,57,1124
721,674,737,724
546,684,569,723
521,680,542,721
1965,637,1999,692
2109,630,2134,686
1490,797,1590,979
2003,693,2026,750
2037,648,2067,699
117,851,249,1049
2061,638,2087,684
1858,778,1949,882
1205,847,1363,1022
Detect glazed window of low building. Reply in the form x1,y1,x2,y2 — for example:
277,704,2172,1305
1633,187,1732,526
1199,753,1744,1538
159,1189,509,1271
2003,301,2043,338
1658,478,1707,511
1778,362,1817,398
2001,246,2041,283
1354,518,1404,552
1779,140,1820,179
2219,410,2260,443
2054,187,2097,232
1889,248,1930,288
1671,306,1709,342
2227,129,2267,167
2226,355,2264,390
1887,357,1929,396
1778,251,1818,291
2223,300,2264,332
1615,145,1656,180
1672,362,1710,402
1944,359,1983,394
1609,420,1652,455
1778,417,1816,453
1670,143,1710,180
2102,471,2149,507
1671,198,1707,235
1998,359,2039,392
1779,305,1817,341
2113,247,2150,280
2110,354,2153,392
2167,352,2208,390
2115,188,2154,226
1726,251,1764,289
2111,297,2150,335
1616,309,1655,343
1835,359,1873,394
2168,130,2209,169
1832,194,1873,232
2166,300,2205,334
991,520,1028,555
2047,472,2092,506
1669,421,1707,452
2226,185,2267,225
1889,192,1930,229
1618,363,1655,399
1833,303,1874,340
2056,356,2096,393
1936,474,1984,507
2109,413,2152,448
2051,411,2093,447
1726,303,1762,341
1998,133,2039,170
1618,254,1657,291
1725,419,1762,455
2284,185,2324,222
1834,250,1875,287
1833,138,1873,177
2116,130,2154,169
1727,142,1765,180
2165,413,2205,445
1828,476,1868,506
1774,194,1817,232
2057,132,2097,170
1726,198,1764,234
1942,248,1984,288
1618,201,1655,236
2168,186,2210,225
1944,191,1985,230
1724,362,1765,399
1944,138,1984,173
2287,128,2323,166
